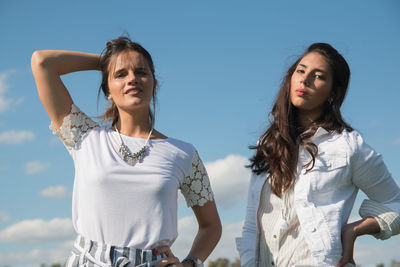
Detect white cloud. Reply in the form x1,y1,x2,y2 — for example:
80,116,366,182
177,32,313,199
25,161,50,175
0,130,35,144
172,216,243,264
0,218,74,243
354,235,400,266
0,71,15,113
0,239,74,267
40,185,70,198
0,72,10,94
205,154,251,209
178,154,251,209
0,210,10,222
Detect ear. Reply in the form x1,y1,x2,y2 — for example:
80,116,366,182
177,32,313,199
152,79,158,95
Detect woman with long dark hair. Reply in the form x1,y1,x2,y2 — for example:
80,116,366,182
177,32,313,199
31,36,221,267
236,43,400,266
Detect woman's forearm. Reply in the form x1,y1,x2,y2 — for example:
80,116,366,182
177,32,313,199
342,216,380,242
31,50,101,75
339,217,381,266
352,217,381,236
185,222,222,263
31,50,101,127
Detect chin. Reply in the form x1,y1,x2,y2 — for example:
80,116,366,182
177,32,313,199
118,102,148,112
291,99,306,109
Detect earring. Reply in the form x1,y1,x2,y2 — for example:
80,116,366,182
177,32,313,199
328,97,333,104
107,95,112,100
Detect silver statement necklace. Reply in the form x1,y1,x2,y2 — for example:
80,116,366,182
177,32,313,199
115,126,153,166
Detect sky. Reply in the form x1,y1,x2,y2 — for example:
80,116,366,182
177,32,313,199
0,0,399,266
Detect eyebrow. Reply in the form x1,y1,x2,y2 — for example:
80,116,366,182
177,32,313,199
298,64,328,74
114,66,148,73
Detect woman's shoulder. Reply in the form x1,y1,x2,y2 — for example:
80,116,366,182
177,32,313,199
50,103,101,152
161,136,197,156
338,128,366,148
331,128,377,160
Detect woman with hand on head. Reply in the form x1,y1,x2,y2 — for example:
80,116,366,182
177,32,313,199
236,43,400,266
31,36,221,267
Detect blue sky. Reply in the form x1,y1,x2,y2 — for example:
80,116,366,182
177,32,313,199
0,1,399,266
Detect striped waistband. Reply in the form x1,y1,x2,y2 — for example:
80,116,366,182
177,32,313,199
66,235,166,267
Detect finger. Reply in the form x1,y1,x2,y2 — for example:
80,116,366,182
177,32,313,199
155,246,174,257
154,256,180,267
338,257,347,267
338,259,356,267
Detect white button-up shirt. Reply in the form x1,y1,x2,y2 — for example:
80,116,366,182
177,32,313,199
236,128,400,266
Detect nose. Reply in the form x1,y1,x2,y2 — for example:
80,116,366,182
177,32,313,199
127,71,138,84
300,73,312,86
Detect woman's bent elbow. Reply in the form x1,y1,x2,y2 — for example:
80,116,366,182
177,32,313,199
214,220,222,242
31,50,50,70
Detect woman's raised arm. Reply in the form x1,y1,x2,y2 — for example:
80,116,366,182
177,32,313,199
31,50,101,128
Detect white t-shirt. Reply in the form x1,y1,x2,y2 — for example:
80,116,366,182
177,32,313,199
51,104,214,249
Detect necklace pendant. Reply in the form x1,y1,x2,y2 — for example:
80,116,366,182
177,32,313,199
115,127,153,166
127,157,138,166
278,218,289,230
119,143,148,166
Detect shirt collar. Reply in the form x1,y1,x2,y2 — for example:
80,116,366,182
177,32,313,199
309,127,329,141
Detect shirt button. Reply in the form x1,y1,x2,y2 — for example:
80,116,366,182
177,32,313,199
312,227,316,232
273,234,277,238
271,261,275,265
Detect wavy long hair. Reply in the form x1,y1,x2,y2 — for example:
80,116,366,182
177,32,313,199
248,43,353,197
98,36,157,127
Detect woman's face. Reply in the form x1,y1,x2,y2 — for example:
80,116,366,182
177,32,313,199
107,50,155,114
290,52,333,119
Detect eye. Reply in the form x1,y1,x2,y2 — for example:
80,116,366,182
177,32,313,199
135,70,147,76
296,68,305,74
315,74,325,80
115,71,127,78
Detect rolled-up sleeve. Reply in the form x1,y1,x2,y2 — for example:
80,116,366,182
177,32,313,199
236,174,259,266
351,131,400,239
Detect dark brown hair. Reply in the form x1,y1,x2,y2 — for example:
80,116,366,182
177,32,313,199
98,36,157,127
248,43,353,197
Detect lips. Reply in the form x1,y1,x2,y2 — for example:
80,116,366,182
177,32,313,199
295,89,306,96
124,87,142,95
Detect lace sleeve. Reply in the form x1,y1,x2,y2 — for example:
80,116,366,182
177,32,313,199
49,104,99,152
180,151,214,207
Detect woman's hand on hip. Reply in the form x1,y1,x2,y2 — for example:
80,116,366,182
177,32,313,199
155,246,188,267
339,217,381,267
338,222,357,267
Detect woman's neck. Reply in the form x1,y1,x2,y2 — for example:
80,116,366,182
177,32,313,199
297,109,323,129
116,108,152,138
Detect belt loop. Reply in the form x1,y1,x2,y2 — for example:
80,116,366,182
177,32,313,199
129,247,136,266
107,246,114,265
79,236,90,265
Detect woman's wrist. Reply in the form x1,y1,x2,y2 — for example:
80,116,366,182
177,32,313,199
182,262,193,267
181,256,204,267
354,217,381,236
342,222,358,240
344,217,381,238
